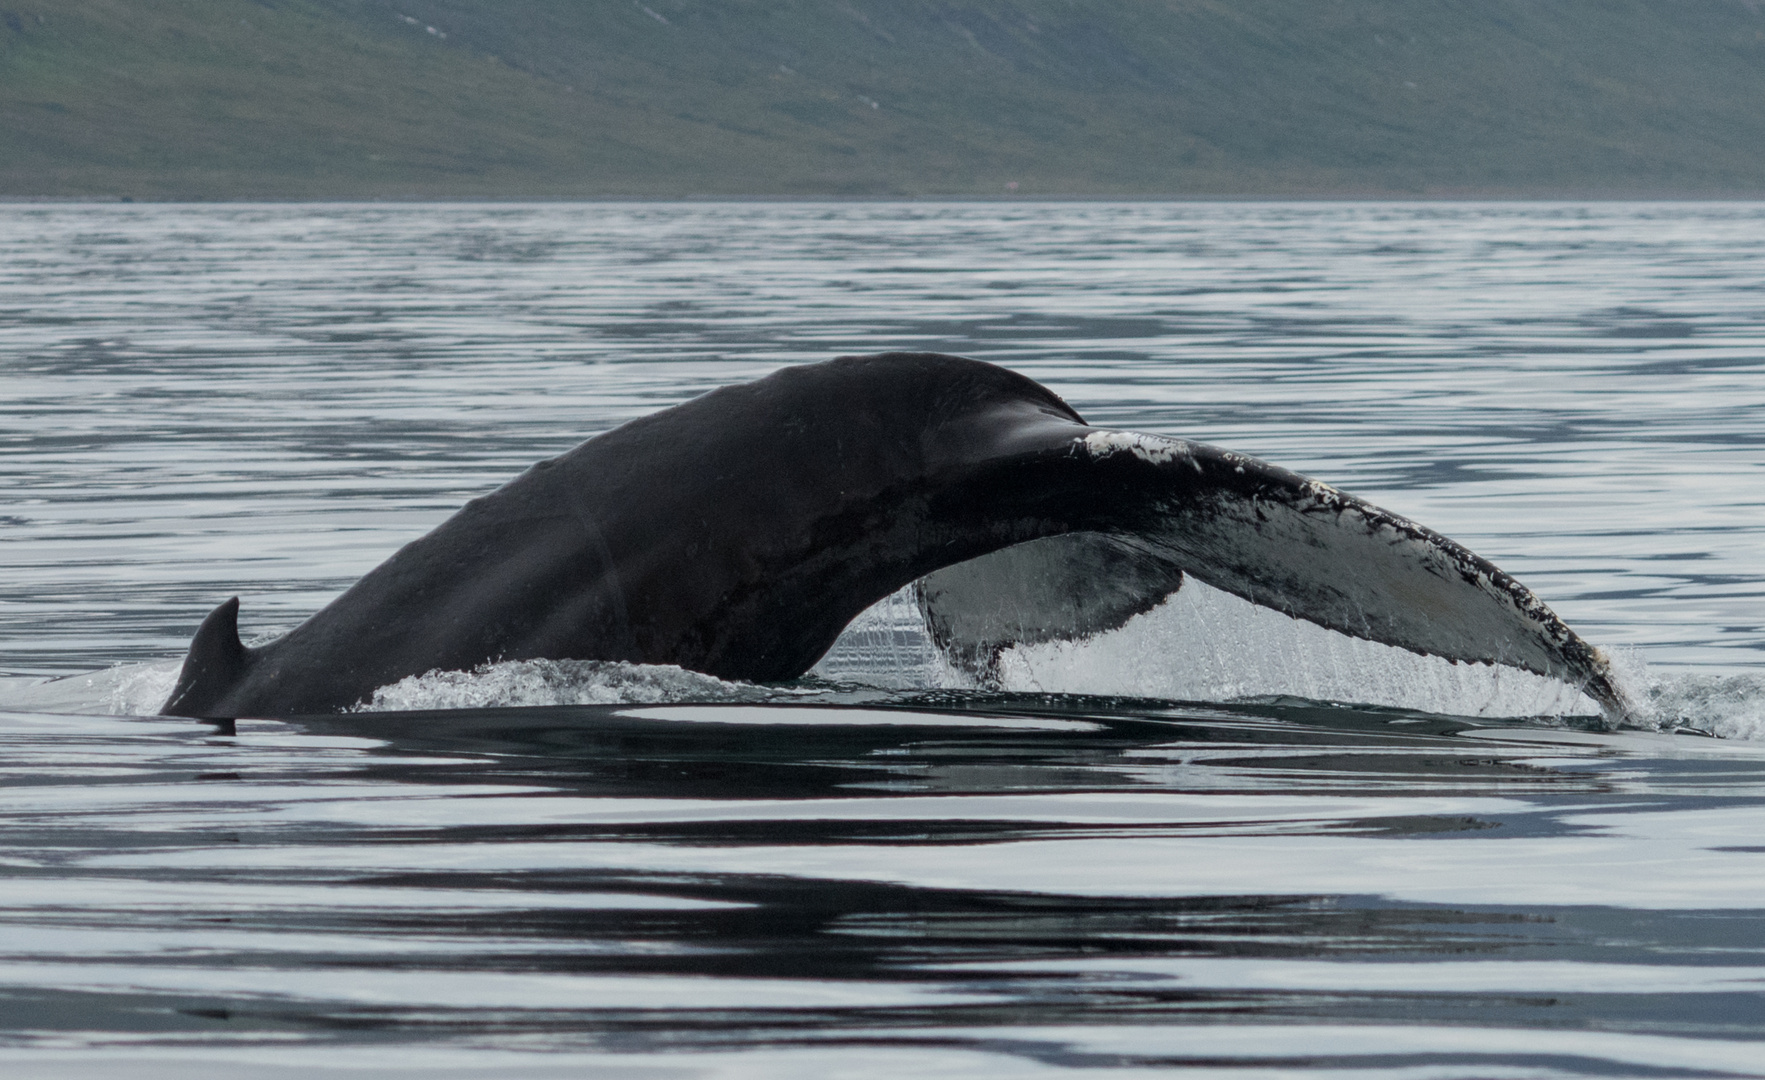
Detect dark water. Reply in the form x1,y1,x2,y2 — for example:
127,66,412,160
2,203,1764,1077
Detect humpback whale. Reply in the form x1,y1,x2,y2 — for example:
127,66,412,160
162,352,1630,720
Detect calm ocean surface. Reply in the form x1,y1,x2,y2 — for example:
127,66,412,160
1,202,1764,1078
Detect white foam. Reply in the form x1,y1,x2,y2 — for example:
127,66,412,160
1603,649,1765,740
360,658,792,711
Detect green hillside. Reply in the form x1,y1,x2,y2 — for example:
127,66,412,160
4,0,1765,198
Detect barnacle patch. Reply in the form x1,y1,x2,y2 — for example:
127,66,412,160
1083,430,1192,466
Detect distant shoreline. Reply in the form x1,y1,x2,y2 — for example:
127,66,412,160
7,194,1765,205
9,2,1765,204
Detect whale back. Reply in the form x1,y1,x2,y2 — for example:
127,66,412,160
163,353,1094,715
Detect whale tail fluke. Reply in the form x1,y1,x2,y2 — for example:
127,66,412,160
915,424,1636,723
162,597,253,718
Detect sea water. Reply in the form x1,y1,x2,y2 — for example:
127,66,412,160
1,202,1763,1078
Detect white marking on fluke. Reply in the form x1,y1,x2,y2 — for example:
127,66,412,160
1083,430,1192,466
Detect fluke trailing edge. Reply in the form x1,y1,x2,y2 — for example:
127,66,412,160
161,352,1631,720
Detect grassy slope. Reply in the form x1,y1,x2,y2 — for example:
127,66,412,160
3,0,1765,197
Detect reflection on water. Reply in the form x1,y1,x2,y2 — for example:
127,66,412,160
2,203,1764,1076
3,703,1765,1078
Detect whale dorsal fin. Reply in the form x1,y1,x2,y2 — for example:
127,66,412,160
162,598,252,718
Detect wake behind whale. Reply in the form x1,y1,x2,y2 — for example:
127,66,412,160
160,353,1631,722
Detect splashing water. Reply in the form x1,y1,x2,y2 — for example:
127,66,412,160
366,588,966,711
0,660,182,718
805,580,1598,719
1,582,1759,737
816,583,1765,736
362,658,791,711
1605,647,1765,741
810,586,961,689
993,580,1601,719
